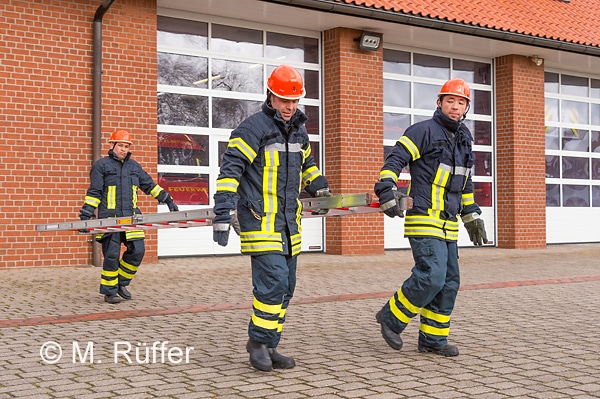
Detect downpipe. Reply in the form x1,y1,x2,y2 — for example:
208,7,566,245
91,0,116,267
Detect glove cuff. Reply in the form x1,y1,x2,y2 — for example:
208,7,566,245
461,212,480,223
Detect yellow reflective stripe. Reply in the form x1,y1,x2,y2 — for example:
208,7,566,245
241,242,284,253
419,323,450,337
389,295,413,324
302,165,320,184
216,177,239,193
229,137,257,162
107,186,116,209
295,199,303,229
119,259,139,273
302,143,311,161
399,136,420,161
125,230,145,240
150,185,163,198
397,288,420,314
100,269,118,286
240,232,284,253
432,165,451,211
379,169,398,181
290,232,302,256
279,308,287,318
462,192,475,206
132,185,138,209
100,278,118,286
262,151,278,232
404,214,460,240
251,313,279,330
421,308,451,323
101,269,118,278
84,196,100,207
253,297,282,315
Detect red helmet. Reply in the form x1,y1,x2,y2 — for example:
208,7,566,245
108,130,133,145
267,65,305,100
438,78,471,102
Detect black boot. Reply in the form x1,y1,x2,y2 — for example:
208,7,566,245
268,348,296,369
104,294,121,304
117,285,132,300
418,343,459,357
376,311,403,350
246,339,273,371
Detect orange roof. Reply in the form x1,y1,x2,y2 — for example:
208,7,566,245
336,0,600,48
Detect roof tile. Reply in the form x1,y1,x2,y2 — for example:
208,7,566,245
337,0,600,47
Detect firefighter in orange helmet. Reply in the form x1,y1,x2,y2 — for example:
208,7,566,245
213,65,330,371
374,78,487,356
79,130,179,304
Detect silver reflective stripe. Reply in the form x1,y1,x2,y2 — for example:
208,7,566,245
213,223,230,231
461,212,480,223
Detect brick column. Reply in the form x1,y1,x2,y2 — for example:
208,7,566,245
495,55,546,249
322,28,384,255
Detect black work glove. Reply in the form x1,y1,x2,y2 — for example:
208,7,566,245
311,187,333,215
212,192,238,247
464,217,488,246
79,213,93,234
213,211,233,246
374,181,404,218
163,194,179,212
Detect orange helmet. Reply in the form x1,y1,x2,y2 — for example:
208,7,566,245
108,130,133,145
267,64,305,100
438,78,471,102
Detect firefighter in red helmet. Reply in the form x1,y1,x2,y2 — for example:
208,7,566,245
213,65,331,371
79,130,179,304
374,78,487,357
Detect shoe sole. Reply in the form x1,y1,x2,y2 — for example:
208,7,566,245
418,346,459,357
375,311,402,350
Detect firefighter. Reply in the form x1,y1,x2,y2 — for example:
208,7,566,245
374,78,487,357
79,130,179,304
213,65,331,372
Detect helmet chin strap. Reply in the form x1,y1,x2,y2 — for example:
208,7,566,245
461,102,471,121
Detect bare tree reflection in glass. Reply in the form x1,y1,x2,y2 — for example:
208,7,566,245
158,93,209,127
158,53,208,88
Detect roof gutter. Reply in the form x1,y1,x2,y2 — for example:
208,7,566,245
260,0,600,57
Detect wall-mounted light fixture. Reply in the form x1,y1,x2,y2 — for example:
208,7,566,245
356,31,382,51
530,55,544,67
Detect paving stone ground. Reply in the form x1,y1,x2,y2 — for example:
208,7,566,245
1,243,599,398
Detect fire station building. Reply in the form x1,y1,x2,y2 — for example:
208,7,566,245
2,0,599,267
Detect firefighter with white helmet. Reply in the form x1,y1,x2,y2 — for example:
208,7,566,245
79,130,179,304
213,64,330,371
374,78,487,356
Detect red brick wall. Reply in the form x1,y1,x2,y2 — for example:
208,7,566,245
0,0,158,268
495,54,547,248
323,28,384,255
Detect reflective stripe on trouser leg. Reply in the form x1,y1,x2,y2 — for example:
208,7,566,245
380,237,450,334
248,253,297,347
99,233,122,296
419,240,459,347
118,238,145,286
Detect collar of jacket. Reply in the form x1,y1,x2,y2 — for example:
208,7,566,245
108,149,131,162
433,107,462,133
262,100,308,131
